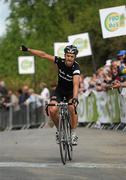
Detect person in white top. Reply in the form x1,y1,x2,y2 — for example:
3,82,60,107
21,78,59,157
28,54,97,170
24,88,42,108
40,82,50,106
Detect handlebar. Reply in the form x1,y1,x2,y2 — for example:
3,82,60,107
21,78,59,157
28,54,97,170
45,102,77,116
47,102,73,107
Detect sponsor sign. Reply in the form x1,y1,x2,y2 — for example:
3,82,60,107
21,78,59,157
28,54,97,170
68,33,92,57
54,42,69,58
99,5,126,38
18,56,35,74
78,89,120,124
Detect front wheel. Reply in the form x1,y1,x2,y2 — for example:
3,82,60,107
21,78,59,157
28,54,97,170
59,116,67,165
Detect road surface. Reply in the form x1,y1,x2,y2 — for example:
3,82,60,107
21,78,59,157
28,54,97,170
0,126,126,180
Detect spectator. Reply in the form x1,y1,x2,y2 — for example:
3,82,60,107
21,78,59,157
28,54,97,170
24,88,42,108
0,80,8,97
104,59,112,75
40,82,50,106
118,50,126,82
117,50,126,62
19,85,29,104
94,68,105,91
16,89,23,105
50,82,57,95
83,75,91,92
111,61,121,82
3,90,20,111
112,50,126,89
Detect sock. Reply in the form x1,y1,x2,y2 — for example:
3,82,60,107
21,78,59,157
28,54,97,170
71,129,76,136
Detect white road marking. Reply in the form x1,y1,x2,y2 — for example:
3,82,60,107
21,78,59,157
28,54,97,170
0,162,126,169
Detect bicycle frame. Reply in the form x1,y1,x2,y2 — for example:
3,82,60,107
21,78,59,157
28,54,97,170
46,100,74,164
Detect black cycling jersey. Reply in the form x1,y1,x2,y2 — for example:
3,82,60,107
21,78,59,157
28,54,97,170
54,56,80,95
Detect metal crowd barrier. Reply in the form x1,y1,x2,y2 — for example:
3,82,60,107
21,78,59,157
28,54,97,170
78,89,126,131
0,102,46,131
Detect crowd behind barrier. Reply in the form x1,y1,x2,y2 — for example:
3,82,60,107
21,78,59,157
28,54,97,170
0,82,50,131
78,49,126,131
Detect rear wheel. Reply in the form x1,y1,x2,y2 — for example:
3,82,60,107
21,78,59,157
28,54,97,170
66,117,73,161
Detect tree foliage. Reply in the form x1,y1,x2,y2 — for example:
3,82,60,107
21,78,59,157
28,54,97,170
0,0,126,89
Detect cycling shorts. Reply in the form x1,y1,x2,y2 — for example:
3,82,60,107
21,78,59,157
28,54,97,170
50,88,73,102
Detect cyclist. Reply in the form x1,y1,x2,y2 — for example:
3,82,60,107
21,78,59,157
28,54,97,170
20,45,80,145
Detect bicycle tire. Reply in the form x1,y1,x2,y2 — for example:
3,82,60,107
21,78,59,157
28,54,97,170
59,115,67,165
66,118,73,161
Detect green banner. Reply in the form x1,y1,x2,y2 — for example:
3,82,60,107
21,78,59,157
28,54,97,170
78,89,120,124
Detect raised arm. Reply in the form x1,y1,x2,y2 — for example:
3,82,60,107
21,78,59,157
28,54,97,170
20,45,55,62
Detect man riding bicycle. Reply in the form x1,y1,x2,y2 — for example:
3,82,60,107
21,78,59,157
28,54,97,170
20,45,80,145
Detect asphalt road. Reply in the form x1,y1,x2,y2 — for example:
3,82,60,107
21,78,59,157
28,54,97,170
0,126,126,180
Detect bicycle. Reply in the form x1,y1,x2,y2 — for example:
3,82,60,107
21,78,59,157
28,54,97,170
46,98,77,165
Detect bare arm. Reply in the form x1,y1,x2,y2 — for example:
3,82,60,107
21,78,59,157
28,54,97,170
20,45,55,62
28,48,55,62
112,81,126,88
121,81,126,87
73,75,80,98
